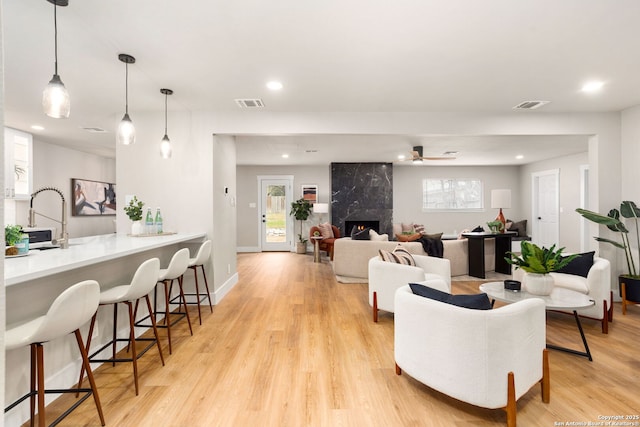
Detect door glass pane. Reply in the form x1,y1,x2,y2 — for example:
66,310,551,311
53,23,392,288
265,184,287,243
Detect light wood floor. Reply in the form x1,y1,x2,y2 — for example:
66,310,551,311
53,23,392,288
35,252,640,426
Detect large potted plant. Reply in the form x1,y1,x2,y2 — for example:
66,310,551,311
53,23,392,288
290,198,312,254
506,241,577,295
576,201,640,310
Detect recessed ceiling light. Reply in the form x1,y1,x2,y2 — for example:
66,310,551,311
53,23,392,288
581,81,604,93
282,153,289,158
516,155,524,160
31,125,45,131
266,81,283,91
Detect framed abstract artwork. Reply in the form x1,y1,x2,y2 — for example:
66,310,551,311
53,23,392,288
71,178,117,216
301,184,317,204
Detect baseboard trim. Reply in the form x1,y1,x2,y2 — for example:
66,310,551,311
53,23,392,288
237,246,260,253
213,272,239,304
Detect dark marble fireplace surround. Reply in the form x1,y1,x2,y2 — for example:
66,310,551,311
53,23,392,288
331,163,393,237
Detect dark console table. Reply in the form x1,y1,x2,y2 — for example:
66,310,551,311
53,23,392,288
461,231,517,279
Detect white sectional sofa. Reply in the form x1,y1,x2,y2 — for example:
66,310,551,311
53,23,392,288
332,237,496,281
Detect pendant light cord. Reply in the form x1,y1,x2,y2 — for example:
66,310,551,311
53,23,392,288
53,2,59,75
125,62,129,114
164,93,168,135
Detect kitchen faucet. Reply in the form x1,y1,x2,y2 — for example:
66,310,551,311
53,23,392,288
28,187,69,249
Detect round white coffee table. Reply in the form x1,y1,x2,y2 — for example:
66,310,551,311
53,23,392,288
480,281,596,361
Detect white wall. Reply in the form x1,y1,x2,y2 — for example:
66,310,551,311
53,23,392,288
619,106,640,278
518,152,588,252
116,111,238,297
212,135,238,289
393,165,522,236
236,165,330,251
12,140,116,237
1,2,6,421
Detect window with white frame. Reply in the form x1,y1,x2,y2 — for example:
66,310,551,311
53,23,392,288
422,178,483,211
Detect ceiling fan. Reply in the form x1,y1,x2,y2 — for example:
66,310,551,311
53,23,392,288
399,146,457,163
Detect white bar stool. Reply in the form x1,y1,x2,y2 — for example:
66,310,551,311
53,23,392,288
4,280,105,427
79,258,165,396
170,240,213,324
135,248,192,354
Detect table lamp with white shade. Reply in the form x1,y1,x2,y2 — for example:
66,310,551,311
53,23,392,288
491,189,511,233
313,203,329,223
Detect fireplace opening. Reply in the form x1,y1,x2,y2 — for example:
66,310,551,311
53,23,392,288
344,220,380,235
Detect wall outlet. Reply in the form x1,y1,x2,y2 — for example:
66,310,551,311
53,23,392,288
227,263,231,274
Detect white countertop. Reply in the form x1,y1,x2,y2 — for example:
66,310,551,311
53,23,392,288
4,232,206,287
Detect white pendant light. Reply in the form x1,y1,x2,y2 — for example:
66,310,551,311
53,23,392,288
160,88,173,159
117,54,136,145
42,0,70,119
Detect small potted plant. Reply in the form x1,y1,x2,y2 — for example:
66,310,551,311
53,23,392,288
486,220,504,234
124,196,145,235
576,201,640,310
506,241,577,295
290,198,312,254
5,224,23,256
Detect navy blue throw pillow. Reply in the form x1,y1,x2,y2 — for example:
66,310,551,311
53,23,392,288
409,283,492,310
556,251,595,278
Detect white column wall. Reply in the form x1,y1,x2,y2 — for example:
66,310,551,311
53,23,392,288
620,106,640,277
1,2,6,422
115,110,239,300
211,134,238,297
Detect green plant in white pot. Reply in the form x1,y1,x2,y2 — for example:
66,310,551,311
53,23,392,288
124,196,145,235
5,224,23,256
290,198,312,254
506,241,577,295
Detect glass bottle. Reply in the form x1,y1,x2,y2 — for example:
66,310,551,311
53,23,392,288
145,208,154,234
155,208,163,234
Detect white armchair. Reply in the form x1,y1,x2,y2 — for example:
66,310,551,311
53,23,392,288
368,254,451,322
394,285,549,427
512,256,612,333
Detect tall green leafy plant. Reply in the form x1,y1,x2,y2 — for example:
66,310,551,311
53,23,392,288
290,198,312,243
576,201,640,278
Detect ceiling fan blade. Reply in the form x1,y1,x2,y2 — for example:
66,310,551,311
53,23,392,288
421,156,456,160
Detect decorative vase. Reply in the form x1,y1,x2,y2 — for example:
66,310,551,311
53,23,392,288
131,220,144,236
524,273,554,295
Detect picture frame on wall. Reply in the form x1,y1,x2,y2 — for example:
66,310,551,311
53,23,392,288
71,178,117,216
301,184,318,204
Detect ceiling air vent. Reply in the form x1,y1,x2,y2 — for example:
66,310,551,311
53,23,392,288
81,127,107,133
513,100,550,110
235,99,265,108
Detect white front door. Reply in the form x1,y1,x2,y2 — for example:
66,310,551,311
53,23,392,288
259,177,293,251
532,169,559,247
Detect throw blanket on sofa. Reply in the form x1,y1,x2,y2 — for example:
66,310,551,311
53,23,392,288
418,237,444,258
